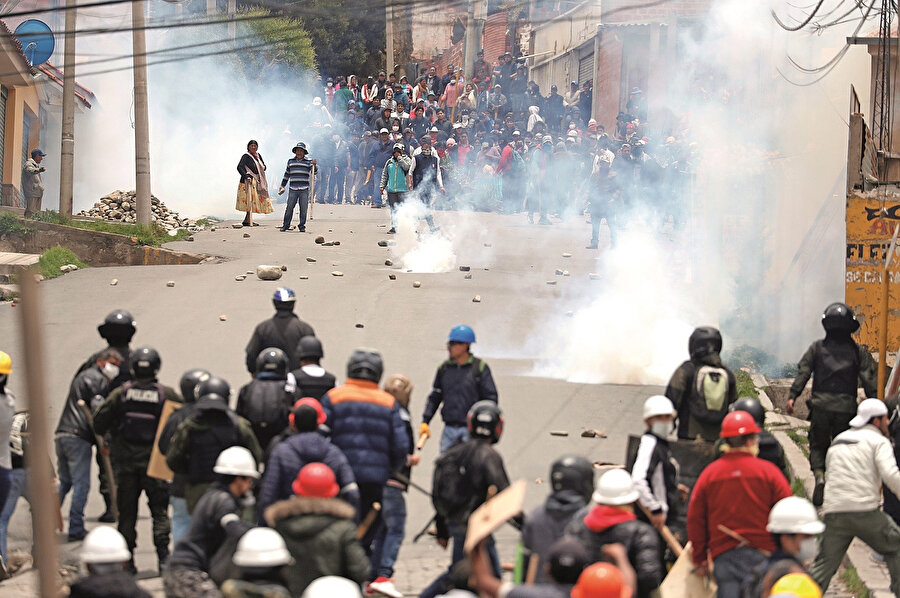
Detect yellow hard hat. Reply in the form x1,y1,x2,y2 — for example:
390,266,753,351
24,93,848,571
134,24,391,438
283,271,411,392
770,573,822,598
0,351,10,374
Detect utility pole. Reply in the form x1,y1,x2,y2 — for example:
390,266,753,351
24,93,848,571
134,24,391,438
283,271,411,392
227,0,236,41
386,0,394,74
58,0,76,218
132,0,151,226
463,0,475,81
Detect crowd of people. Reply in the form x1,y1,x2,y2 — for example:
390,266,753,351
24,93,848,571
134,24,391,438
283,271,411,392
0,291,897,598
235,56,696,246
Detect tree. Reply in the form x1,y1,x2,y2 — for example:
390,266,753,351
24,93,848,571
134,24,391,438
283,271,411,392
229,8,317,81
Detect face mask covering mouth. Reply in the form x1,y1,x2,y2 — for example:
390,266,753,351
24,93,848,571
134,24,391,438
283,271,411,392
651,421,673,437
797,537,818,563
102,362,120,380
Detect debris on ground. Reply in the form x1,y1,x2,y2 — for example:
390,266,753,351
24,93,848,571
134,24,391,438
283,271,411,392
219,315,227,321
332,271,344,277
550,431,569,437
355,323,364,328
546,280,557,286
385,259,393,266
459,265,471,272
589,273,601,280
306,257,316,263
413,281,421,288
562,252,572,258
59,264,79,273
389,274,397,280
555,269,564,275
256,266,283,281
472,295,481,303
110,279,118,286
299,275,309,280
315,236,325,244
243,233,250,239
166,281,175,287
378,240,388,247
581,429,607,438
234,275,246,281
75,191,207,232
464,273,472,280
280,265,287,271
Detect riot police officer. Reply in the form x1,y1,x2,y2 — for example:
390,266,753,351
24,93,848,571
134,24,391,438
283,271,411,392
237,348,296,449
245,289,316,373
290,336,337,400
93,346,181,573
787,302,877,506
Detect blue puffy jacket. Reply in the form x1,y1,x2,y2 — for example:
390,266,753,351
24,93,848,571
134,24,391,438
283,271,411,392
258,431,359,524
321,379,407,485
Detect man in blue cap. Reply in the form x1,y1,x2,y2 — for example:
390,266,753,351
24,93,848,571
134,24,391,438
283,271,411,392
420,325,499,452
23,148,46,217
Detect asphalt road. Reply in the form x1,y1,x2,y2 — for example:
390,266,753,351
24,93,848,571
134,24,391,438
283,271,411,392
0,205,660,594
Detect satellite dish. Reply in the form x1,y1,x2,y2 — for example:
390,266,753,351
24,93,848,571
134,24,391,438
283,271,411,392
13,20,54,67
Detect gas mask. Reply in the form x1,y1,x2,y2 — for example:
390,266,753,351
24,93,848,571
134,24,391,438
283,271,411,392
651,421,673,437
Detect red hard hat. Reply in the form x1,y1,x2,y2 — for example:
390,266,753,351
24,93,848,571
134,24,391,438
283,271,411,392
720,410,762,439
571,562,631,598
292,463,339,498
290,397,327,427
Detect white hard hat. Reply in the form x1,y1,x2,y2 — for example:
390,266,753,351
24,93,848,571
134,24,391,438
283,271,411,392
233,527,292,567
80,526,131,564
592,469,639,506
213,446,260,479
766,496,825,535
301,576,363,598
643,395,675,420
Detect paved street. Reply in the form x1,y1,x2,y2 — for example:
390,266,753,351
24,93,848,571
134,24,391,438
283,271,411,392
0,205,663,595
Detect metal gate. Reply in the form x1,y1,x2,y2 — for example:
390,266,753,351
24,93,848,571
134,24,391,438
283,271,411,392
578,54,593,84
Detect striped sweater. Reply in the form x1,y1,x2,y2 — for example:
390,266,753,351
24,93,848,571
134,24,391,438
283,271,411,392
280,157,317,191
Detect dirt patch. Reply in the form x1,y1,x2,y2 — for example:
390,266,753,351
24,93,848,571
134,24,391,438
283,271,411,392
766,379,810,420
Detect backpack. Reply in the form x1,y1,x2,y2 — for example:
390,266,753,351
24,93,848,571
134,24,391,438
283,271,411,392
238,382,291,440
688,364,730,424
432,441,479,521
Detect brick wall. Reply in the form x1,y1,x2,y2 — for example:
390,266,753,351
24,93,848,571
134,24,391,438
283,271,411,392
595,30,623,132
483,12,508,65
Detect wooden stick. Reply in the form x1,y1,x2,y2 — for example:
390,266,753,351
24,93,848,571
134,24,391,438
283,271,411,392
52,491,63,532
717,525,770,556
356,502,381,539
637,501,683,557
416,431,428,450
525,552,540,585
309,166,316,221
17,271,59,598
77,399,118,519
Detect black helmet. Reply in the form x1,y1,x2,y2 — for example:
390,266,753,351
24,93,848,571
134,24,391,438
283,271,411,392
256,347,289,377
730,397,764,428
550,454,594,502
347,348,383,383
688,326,722,360
196,376,231,403
272,287,296,311
179,369,210,404
468,400,503,443
298,336,324,360
97,309,136,344
822,302,860,333
130,346,160,379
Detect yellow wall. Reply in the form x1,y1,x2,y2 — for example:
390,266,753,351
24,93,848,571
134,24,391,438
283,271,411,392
1,82,40,193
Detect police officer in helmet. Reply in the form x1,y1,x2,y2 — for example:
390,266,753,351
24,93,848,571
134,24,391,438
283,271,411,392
237,348,296,449
245,288,316,374
93,347,181,573
290,336,337,400
787,302,877,506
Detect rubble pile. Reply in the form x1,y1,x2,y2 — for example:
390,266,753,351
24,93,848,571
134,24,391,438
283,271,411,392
76,191,201,232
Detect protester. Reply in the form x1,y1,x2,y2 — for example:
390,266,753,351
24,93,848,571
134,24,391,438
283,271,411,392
631,396,683,534
221,527,293,598
421,325,498,452
730,397,788,480
22,148,46,218
71,527,150,598
380,143,413,234
278,142,318,233
236,140,273,227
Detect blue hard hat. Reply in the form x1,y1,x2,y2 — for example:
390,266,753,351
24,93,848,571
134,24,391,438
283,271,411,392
273,287,296,303
448,325,476,344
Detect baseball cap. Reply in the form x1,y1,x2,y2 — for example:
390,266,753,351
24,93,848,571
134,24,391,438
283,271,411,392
31,148,46,157
849,398,888,428
379,128,390,134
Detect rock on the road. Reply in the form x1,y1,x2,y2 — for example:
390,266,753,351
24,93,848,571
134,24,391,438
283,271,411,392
256,266,283,281
166,281,175,287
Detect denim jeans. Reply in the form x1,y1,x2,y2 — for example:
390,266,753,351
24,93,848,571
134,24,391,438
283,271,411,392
0,467,25,562
440,425,469,453
712,546,766,598
373,175,383,207
282,188,309,230
56,435,93,536
370,484,407,579
420,522,500,598
328,169,346,203
170,496,191,545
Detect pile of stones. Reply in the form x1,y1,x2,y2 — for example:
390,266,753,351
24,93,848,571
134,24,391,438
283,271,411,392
76,191,202,232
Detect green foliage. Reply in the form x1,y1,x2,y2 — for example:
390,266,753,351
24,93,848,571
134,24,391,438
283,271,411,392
0,212,33,234
195,218,212,227
790,476,807,498
786,429,810,458
724,345,798,378
840,565,870,598
37,246,87,280
231,8,316,81
734,371,759,399
28,210,190,246
290,0,385,77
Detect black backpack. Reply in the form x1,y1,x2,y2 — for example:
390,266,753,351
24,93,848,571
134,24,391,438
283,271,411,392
237,381,291,441
432,441,479,521
687,363,730,425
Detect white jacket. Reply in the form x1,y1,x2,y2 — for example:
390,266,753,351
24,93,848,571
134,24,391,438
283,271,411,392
823,424,900,514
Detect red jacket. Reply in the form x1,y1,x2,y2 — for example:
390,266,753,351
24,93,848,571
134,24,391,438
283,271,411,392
687,451,791,566
496,145,513,175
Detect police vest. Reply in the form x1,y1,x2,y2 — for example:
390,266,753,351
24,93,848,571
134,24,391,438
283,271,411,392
413,153,438,188
187,410,241,484
812,339,860,396
119,381,164,444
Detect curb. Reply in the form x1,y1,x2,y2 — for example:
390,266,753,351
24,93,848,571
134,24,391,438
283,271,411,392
760,381,894,597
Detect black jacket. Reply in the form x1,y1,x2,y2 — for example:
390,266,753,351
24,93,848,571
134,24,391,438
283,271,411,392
522,490,587,583
759,429,789,481
236,377,295,449
237,152,265,185
69,571,151,598
158,402,199,498
169,482,251,572
56,365,110,442
436,439,510,535
423,356,498,426
245,311,316,373
290,365,337,401
566,505,663,598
